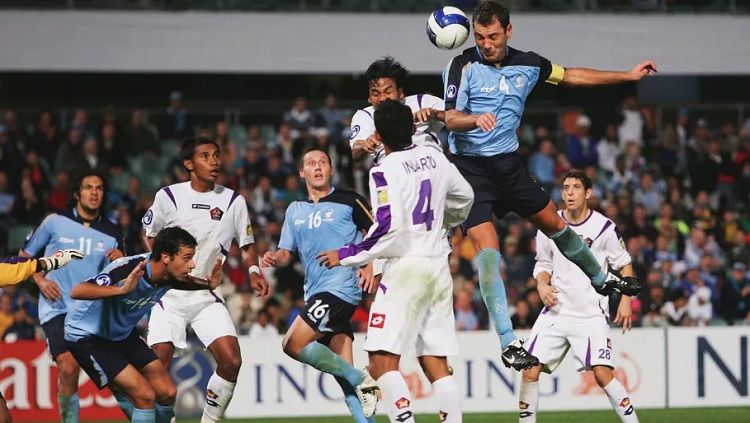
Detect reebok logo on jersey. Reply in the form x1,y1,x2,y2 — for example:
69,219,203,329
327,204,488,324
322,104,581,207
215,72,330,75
192,204,210,210
395,397,410,409
369,313,385,329
210,207,224,220
480,86,496,93
58,237,75,244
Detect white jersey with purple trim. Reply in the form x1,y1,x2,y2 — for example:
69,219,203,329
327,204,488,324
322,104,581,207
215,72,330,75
338,143,473,267
533,210,631,318
349,94,445,164
142,181,254,301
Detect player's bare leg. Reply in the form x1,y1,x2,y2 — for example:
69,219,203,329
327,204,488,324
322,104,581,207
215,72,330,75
418,356,461,423
369,351,413,423
111,364,157,423
592,366,639,422
528,201,641,296
519,364,543,422
283,317,377,419
328,334,376,423
140,359,177,423
55,352,81,423
467,222,538,370
202,335,242,423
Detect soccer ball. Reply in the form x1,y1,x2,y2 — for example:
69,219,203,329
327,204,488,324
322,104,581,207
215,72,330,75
426,6,470,50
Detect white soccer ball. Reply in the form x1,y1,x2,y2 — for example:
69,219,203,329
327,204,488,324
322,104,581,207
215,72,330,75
426,6,470,50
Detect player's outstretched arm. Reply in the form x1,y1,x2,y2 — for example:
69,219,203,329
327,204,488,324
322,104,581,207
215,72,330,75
445,109,496,132
71,261,145,300
561,60,657,87
260,249,292,268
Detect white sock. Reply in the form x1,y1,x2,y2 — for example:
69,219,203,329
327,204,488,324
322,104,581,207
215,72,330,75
201,372,236,423
377,371,415,423
518,380,539,422
432,375,461,423
603,378,639,422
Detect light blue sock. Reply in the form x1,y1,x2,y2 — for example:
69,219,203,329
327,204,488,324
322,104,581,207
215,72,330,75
155,403,174,423
549,226,606,285
334,376,376,423
131,407,155,423
57,393,79,423
297,342,365,388
475,248,517,349
113,391,134,420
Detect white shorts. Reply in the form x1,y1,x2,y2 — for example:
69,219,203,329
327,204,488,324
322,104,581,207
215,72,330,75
363,257,459,357
526,311,614,373
147,290,237,350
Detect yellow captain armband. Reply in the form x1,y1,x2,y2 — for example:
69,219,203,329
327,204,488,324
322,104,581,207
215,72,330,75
546,63,565,85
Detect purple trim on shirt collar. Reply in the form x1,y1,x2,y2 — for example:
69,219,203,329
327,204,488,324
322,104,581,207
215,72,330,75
561,209,593,227
378,283,387,294
541,306,549,315
228,191,241,208
163,187,177,208
363,109,373,119
596,220,614,240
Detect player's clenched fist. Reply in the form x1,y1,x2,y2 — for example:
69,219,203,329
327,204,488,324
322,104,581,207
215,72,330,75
475,112,496,132
40,249,85,272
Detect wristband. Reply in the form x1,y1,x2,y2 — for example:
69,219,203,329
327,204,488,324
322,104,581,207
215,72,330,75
248,265,261,276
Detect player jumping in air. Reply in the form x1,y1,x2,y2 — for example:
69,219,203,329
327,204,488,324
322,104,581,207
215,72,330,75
262,148,380,421
442,0,652,370
319,100,474,423
520,170,639,423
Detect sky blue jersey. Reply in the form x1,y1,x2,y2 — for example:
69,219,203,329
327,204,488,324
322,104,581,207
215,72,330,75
23,209,122,324
65,254,171,342
278,188,373,305
443,46,564,156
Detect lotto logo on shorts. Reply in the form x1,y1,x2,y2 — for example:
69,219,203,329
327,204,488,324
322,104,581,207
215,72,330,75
395,397,410,409
369,313,386,329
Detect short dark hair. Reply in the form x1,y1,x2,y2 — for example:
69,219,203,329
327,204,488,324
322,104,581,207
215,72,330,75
374,100,413,152
473,0,510,29
364,56,409,91
150,227,197,260
180,137,221,167
298,147,332,169
561,169,592,190
71,171,107,203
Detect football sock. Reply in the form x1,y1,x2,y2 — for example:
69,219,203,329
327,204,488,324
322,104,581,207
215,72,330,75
518,380,539,422
475,248,517,349
377,371,415,423
334,376,376,423
603,378,639,422
155,403,174,423
57,393,79,423
432,376,461,423
201,372,236,423
297,342,365,388
113,391,134,420
131,408,156,423
549,226,606,286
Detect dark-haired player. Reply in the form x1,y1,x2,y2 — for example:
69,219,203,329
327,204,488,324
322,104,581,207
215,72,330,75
442,0,651,370
142,137,269,422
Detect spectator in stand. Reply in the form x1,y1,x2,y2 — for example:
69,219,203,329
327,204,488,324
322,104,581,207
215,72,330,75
3,306,37,342
662,290,689,326
12,176,45,225
720,263,750,324
618,96,645,149
0,124,22,188
55,126,84,175
77,136,109,176
510,298,533,330
70,108,94,138
160,91,193,140
529,139,556,193
455,289,479,331
23,149,51,193
686,275,713,326
597,123,620,175
318,93,348,145
29,110,62,167
282,97,316,140
99,122,128,170
3,109,27,147
124,108,160,156
248,308,280,338
633,172,664,217
565,114,598,169
641,285,668,327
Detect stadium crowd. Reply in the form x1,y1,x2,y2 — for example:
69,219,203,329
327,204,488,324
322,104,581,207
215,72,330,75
0,92,748,344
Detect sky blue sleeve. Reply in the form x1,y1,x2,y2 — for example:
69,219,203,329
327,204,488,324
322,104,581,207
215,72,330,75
278,205,297,252
22,215,55,256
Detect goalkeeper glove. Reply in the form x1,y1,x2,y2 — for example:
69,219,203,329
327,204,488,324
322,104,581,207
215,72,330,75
40,249,85,271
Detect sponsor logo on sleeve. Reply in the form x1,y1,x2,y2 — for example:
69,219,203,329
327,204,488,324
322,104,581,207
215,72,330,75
446,85,457,99
142,209,154,225
95,274,111,286
377,189,388,204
